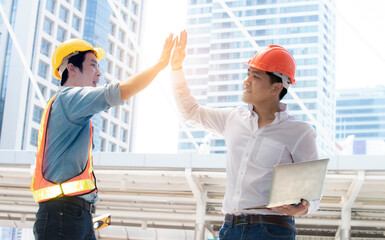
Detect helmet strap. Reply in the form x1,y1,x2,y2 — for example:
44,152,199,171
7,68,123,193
58,51,79,77
272,72,291,89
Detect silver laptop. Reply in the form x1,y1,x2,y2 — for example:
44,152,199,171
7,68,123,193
245,158,329,209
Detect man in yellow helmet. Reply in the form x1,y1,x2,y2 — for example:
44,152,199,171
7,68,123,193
170,31,319,239
31,35,174,239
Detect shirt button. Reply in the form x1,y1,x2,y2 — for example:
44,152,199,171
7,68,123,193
233,208,237,211
237,191,240,194
240,171,244,175
245,153,249,156
252,135,256,139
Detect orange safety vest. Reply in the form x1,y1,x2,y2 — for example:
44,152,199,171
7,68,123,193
30,95,97,202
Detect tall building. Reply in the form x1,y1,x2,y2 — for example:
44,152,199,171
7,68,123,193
336,86,385,154
0,0,142,152
179,0,336,155
0,227,32,240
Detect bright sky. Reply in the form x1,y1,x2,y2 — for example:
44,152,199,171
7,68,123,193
131,0,187,153
132,0,385,154
335,0,385,89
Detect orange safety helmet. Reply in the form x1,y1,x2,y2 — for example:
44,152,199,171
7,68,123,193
244,45,296,87
52,38,105,79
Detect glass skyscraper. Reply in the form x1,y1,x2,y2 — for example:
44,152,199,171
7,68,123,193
179,0,336,155
336,86,385,154
0,0,142,152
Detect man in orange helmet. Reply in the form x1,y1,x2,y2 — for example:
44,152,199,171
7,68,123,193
170,30,318,239
31,35,174,240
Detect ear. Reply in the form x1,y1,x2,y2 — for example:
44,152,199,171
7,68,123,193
67,63,76,76
272,82,283,95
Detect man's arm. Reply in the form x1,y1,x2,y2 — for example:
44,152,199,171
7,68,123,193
270,199,310,216
170,31,232,135
119,34,175,100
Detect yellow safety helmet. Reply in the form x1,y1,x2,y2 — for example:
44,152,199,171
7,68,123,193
52,38,105,79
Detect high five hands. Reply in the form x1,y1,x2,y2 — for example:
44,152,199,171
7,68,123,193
171,30,187,70
157,33,175,70
156,30,187,71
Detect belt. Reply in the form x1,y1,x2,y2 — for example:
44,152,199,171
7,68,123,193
47,196,96,214
225,214,297,235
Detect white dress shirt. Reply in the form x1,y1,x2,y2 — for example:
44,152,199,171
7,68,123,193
171,69,319,215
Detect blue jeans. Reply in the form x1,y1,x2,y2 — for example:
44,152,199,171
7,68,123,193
218,218,296,240
33,201,96,240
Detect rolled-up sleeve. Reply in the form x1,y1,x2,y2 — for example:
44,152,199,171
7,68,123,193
104,82,124,107
59,83,124,124
307,200,320,214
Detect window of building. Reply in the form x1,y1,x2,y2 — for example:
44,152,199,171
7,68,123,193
50,90,56,98
120,129,127,143
114,107,119,118
57,27,67,42
74,0,82,11
110,23,115,35
51,76,60,86
35,83,46,99
109,142,116,152
30,128,39,146
121,110,128,123
131,2,138,15
72,15,81,31
126,55,132,68
117,47,124,62
129,19,136,33
100,138,105,151
180,142,195,149
109,41,114,54
32,106,44,123
119,147,126,152
127,39,133,50
46,0,55,13
115,66,121,79
111,107,119,118
38,61,48,79
40,39,51,57
121,11,127,22
107,60,113,74
43,18,53,34
118,29,125,43
110,123,117,137
101,118,107,132
59,6,68,23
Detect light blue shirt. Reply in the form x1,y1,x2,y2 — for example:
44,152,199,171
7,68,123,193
43,83,123,203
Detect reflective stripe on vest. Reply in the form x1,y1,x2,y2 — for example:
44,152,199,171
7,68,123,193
30,95,97,202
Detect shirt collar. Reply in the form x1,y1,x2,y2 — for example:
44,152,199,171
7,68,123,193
248,102,289,124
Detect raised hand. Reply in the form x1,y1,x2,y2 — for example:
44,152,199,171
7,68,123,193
157,33,175,70
171,30,187,70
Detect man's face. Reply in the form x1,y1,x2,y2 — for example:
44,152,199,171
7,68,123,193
242,67,274,105
75,52,101,87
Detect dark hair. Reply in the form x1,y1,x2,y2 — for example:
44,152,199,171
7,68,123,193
266,71,287,100
60,50,94,86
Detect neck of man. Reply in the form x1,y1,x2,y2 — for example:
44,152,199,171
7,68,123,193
63,77,80,87
253,101,281,128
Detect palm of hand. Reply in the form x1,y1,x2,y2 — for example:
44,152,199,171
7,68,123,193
171,30,187,70
158,34,175,69
171,47,185,70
